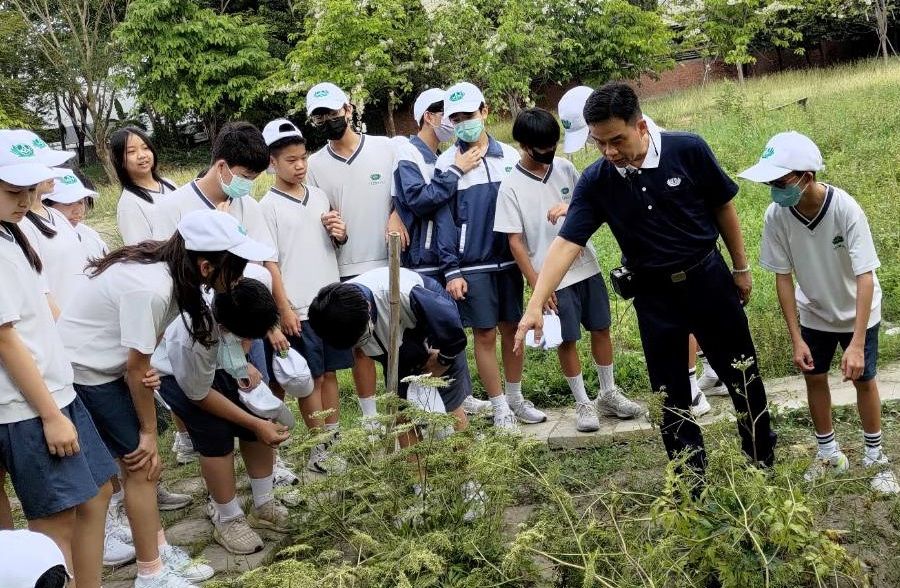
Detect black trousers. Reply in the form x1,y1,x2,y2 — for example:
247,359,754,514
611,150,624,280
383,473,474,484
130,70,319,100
633,251,777,472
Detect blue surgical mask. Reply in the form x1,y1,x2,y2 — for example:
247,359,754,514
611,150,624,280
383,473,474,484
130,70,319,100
219,167,254,199
454,118,484,143
771,177,804,207
217,333,249,381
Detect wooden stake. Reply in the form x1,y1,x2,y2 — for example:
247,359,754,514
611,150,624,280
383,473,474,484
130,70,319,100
386,231,401,399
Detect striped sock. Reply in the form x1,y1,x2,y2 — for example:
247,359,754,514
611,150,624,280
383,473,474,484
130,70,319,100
815,430,837,458
864,430,883,460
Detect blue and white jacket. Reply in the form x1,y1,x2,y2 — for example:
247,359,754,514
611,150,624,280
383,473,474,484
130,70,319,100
391,136,460,280
434,136,520,281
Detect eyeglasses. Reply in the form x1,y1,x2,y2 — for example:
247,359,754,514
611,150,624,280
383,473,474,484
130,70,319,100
310,109,345,126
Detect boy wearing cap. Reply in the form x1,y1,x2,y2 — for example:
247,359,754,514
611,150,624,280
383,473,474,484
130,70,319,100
154,278,296,555
740,131,898,493
258,118,353,474
392,88,491,416
304,82,405,431
495,108,644,433
436,81,539,431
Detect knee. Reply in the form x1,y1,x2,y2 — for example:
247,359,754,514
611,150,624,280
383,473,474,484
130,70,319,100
590,329,611,343
473,328,496,346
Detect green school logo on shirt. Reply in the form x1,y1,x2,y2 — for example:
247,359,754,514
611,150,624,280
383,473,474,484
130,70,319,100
449,91,464,102
238,225,248,236
314,90,329,98
504,166,512,173
561,187,570,195
370,173,382,181
10,143,34,158
761,147,775,159
60,174,77,185
832,235,845,250
561,119,572,130
32,137,48,149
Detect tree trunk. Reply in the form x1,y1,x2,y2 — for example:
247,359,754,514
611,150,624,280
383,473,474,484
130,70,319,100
736,62,745,84
875,0,890,62
94,135,116,184
53,93,67,150
776,47,783,71
385,91,397,138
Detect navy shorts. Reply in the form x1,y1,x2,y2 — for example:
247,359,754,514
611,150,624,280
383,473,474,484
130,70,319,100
0,397,117,519
456,267,524,329
264,320,354,380
158,371,260,458
801,323,880,381
555,273,612,342
388,346,471,413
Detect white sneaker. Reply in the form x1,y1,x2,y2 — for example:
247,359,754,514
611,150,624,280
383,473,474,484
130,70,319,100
595,387,646,419
461,480,486,522
306,442,347,474
690,392,711,419
863,450,900,494
698,371,728,396
361,415,386,441
248,498,295,533
492,407,519,432
160,544,214,582
509,399,547,424
574,402,600,432
156,485,192,511
103,529,136,566
274,454,300,487
462,395,493,415
803,450,850,482
172,434,199,465
134,569,197,588
107,499,133,543
212,513,264,555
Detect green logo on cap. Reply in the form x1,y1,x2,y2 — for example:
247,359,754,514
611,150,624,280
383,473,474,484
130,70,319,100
10,144,34,158
761,147,775,159
561,119,572,130
449,91,464,102
238,225,248,236
561,187,570,195
370,173,382,181
32,137,47,149
314,90,329,98
61,174,77,185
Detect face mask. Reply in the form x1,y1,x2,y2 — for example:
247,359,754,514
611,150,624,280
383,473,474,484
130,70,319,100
219,167,254,199
323,116,349,141
454,118,484,143
217,333,249,381
771,177,804,207
356,320,375,348
432,120,454,143
530,147,556,165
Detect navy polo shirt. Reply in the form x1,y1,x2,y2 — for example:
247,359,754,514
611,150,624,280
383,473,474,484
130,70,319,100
558,132,738,271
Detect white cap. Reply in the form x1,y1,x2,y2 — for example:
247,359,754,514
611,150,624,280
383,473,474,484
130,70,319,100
738,131,824,183
444,82,485,118
238,382,296,428
0,130,56,186
11,129,75,166
273,347,314,398
262,118,304,146
558,86,594,153
0,529,70,588
413,88,446,125
44,171,97,204
177,209,275,261
306,82,350,116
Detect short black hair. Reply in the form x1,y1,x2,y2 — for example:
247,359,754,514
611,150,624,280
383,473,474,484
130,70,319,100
308,282,370,350
269,135,306,159
583,82,642,125
512,108,560,149
210,122,269,173
34,564,68,588
212,277,279,339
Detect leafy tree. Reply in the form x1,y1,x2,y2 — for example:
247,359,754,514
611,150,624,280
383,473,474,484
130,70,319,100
115,0,277,139
792,0,897,61
0,9,38,128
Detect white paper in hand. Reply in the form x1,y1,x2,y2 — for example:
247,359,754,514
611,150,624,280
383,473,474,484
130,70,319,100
525,313,563,350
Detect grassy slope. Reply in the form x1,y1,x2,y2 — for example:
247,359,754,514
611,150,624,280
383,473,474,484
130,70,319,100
86,59,900,405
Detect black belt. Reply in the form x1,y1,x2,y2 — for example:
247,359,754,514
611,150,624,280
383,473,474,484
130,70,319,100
639,249,717,284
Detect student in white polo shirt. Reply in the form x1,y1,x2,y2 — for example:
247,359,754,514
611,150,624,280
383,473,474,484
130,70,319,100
258,118,353,473
304,82,405,429
42,171,110,260
496,108,645,433
740,131,898,494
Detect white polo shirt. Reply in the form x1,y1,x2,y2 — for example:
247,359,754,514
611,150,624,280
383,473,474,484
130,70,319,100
307,135,395,277
57,261,179,385
259,186,340,319
116,180,176,245
20,206,89,312
151,317,220,401
0,226,76,424
494,158,601,291
760,185,881,332
151,180,276,261
75,223,109,261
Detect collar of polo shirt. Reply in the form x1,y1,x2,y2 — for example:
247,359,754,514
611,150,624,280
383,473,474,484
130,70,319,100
614,116,662,178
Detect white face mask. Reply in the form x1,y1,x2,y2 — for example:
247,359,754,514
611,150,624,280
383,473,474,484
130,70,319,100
432,120,455,143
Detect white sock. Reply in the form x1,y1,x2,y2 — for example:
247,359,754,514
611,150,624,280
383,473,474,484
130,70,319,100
212,496,243,522
815,430,838,458
489,394,510,412
565,374,591,404
864,430,883,461
358,396,377,418
111,489,124,504
701,357,719,381
595,363,615,392
249,475,275,508
504,381,524,405
689,368,701,400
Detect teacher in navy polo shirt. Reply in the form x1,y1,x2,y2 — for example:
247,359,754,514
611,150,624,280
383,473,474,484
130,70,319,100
514,82,776,472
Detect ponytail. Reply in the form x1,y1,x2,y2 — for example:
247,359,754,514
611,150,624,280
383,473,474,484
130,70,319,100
25,210,57,238
1,221,42,273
